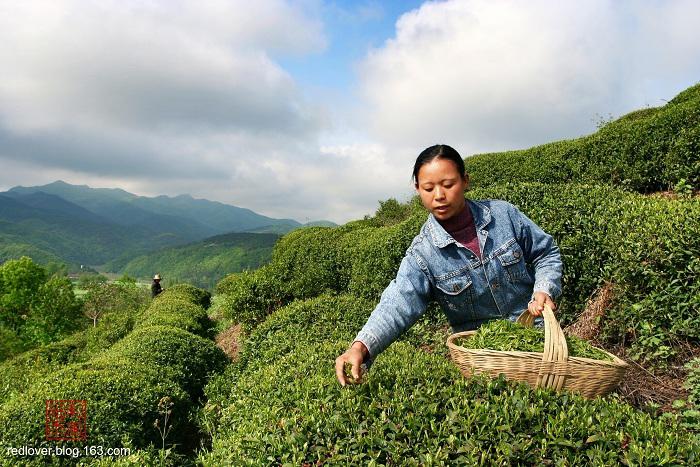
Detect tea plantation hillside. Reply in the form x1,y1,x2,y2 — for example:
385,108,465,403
203,82,700,464
0,285,228,466
204,188,700,462
201,295,698,465
214,183,699,366
465,82,700,194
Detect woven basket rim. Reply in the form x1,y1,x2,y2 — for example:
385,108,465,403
446,317,628,368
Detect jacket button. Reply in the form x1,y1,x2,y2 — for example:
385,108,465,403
513,251,521,259
452,284,460,292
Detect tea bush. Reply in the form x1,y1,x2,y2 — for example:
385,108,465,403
214,272,241,296
229,294,375,374
136,297,210,337
105,325,228,398
368,197,421,227
269,226,344,299
670,358,700,432
213,182,699,365
202,293,447,422
207,293,233,321
334,225,375,295
0,278,228,465
465,82,700,192
598,196,700,360
215,264,290,328
83,310,136,356
342,213,424,300
264,218,381,303
158,284,211,309
0,324,26,362
468,183,700,363
0,331,87,404
200,296,699,465
214,217,420,329
685,359,700,407
88,445,188,466
0,360,189,462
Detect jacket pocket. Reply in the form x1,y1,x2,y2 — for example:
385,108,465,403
494,238,528,281
434,271,474,325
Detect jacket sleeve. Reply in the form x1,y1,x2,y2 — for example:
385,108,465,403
511,205,563,301
353,248,432,366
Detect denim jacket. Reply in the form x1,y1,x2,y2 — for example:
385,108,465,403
354,198,562,363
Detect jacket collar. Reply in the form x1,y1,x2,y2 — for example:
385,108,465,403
426,199,491,248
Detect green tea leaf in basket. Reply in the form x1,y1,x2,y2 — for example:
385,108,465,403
456,320,613,361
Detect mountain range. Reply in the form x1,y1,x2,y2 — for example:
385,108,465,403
0,181,335,269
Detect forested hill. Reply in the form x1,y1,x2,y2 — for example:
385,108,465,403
6,180,303,237
0,192,167,266
113,232,280,289
0,181,335,269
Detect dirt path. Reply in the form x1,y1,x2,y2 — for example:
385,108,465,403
215,323,241,361
565,282,693,410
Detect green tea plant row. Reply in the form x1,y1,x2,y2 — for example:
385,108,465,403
200,294,700,465
0,331,88,406
474,183,700,364
216,183,700,365
0,285,227,465
464,82,700,193
0,281,153,406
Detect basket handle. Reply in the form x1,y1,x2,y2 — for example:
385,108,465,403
516,305,569,390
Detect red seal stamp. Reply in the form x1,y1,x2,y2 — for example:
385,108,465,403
45,399,88,441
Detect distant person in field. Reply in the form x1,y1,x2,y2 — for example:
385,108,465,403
336,144,563,386
151,274,163,298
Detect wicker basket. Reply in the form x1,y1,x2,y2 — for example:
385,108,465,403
446,305,628,398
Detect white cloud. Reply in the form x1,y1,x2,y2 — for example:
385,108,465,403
1,0,700,225
358,0,700,156
0,0,326,133
0,0,352,222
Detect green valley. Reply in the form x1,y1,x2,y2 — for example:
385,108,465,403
114,232,280,289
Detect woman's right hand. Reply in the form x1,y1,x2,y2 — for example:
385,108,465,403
335,341,369,387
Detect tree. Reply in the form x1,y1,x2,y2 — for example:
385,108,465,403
0,324,26,361
83,283,120,327
78,273,108,289
373,198,414,226
115,273,137,285
0,257,47,331
44,261,68,277
23,276,82,345
82,281,149,327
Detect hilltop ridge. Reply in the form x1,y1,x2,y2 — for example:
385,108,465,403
0,181,335,270
465,82,700,194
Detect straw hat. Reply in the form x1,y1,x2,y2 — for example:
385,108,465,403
153,274,161,280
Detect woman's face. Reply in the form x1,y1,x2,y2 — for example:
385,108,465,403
415,158,468,221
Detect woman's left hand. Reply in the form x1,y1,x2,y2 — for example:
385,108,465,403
528,291,556,317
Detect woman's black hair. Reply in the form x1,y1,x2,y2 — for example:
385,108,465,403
412,144,466,185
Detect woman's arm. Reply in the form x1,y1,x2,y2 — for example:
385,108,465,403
511,205,563,305
354,250,432,359
335,249,432,385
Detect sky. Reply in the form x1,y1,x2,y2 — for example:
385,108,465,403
1,0,699,224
